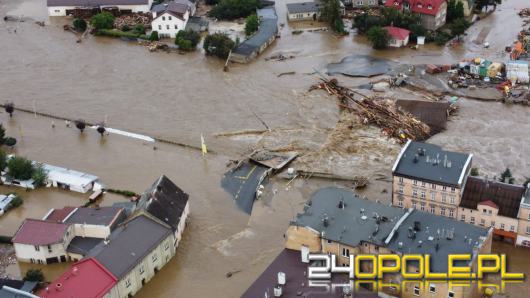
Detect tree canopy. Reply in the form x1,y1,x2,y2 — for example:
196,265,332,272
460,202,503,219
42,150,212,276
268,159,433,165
90,12,115,30
203,33,235,59
24,269,44,282
367,26,390,49
7,156,34,181
447,0,465,23
245,14,259,36
208,0,261,20
450,18,470,40
321,0,345,34
176,30,201,51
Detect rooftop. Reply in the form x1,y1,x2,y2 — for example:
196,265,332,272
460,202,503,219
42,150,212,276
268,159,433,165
12,219,68,246
286,2,321,14
0,279,37,298
292,187,490,272
47,0,149,7
384,26,410,40
392,140,472,186
43,207,77,222
64,206,126,227
42,163,99,188
137,175,189,232
0,195,14,211
38,258,117,298
460,176,525,219
385,0,446,16
67,237,104,256
232,7,278,56
87,214,172,279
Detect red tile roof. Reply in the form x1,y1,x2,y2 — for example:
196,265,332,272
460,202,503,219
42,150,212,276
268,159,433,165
39,258,117,298
385,0,446,16
384,26,410,40
12,219,68,245
44,207,76,222
478,200,499,209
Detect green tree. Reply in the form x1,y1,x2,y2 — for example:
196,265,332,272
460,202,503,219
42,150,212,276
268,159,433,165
121,24,131,32
208,0,261,20
470,167,479,176
175,30,201,50
447,0,465,23
0,124,5,145
203,33,235,59
90,12,115,31
73,18,87,32
409,23,426,40
321,0,345,33
450,18,470,40
24,269,44,282
32,164,48,187
7,156,34,180
499,168,513,184
353,14,383,33
0,148,6,171
245,14,259,36
149,31,159,41
367,26,390,49
132,24,146,35
4,137,16,147
524,177,530,188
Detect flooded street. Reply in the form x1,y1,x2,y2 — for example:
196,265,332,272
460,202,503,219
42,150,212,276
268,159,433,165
0,0,529,297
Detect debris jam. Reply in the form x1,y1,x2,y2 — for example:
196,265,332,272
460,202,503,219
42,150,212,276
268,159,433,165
309,78,431,143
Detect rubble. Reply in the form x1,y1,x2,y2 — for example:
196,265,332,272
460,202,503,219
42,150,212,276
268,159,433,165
309,78,431,142
114,13,152,29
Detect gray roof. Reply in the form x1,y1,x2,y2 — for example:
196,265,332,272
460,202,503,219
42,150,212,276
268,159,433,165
0,279,37,297
392,141,471,186
286,2,321,14
87,214,172,279
293,187,490,272
47,0,148,7
232,7,278,56
292,187,406,247
151,1,191,15
64,206,126,228
67,236,103,256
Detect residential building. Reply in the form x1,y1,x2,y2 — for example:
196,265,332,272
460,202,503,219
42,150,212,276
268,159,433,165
39,258,118,298
0,279,38,298
0,194,15,215
352,0,379,8
384,0,448,30
459,177,525,244
230,6,278,63
516,185,530,247
384,25,410,47
151,0,196,38
286,2,322,21
285,187,492,298
46,0,153,17
391,140,473,219
86,213,176,297
137,175,190,248
12,219,74,264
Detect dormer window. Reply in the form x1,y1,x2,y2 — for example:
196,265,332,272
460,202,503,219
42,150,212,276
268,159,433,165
428,5,432,9
394,1,399,5
418,4,422,8
162,16,165,21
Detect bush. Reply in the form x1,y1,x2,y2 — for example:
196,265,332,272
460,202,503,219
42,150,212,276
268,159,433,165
245,14,259,36
97,29,148,40
105,189,138,197
73,18,87,32
121,24,130,32
0,148,6,171
367,26,390,49
449,18,470,40
353,14,383,33
7,156,34,181
208,0,261,20
175,30,201,50
434,31,452,45
90,12,115,31
7,194,23,210
205,0,218,4
149,31,159,41
32,164,48,187
321,0,345,34
470,167,479,176
24,269,44,282
4,137,16,147
203,33,235,59
133,24,146,35
0,236,12,244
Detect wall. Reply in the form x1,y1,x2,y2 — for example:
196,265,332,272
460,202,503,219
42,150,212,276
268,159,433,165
72,223,111,239
151,12,189,38
352,0,378,7
14,225,74,264
287,12,320,21
47,3,152,17
516,204,530,246
174,201,190,247
284,225,321,252
458,206,518,233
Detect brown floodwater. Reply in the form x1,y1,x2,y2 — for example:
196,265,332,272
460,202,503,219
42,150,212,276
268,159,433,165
0,0,529,297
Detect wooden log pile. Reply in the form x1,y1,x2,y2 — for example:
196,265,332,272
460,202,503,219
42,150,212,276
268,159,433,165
309,78,431,143
114,13,152,29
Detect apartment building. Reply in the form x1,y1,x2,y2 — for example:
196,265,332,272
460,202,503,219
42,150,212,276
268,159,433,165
392,140,473,219
285,187,493,298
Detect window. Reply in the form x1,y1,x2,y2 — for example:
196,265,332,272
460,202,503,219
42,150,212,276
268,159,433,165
158,25,162,30
413,180,418,186
152,253,158,262
471,217,475,224
169,16,172,20
342,248,350,257
451,187,456,193
162,16,165,21
428,4,433,9
441,194,447,203
166,25,169,30
442,186,447,191
421,181,425,187
139,266,145,274
413,285,420,296
500,223,505,230
431,184,436,190
412,201,417,209
399,186,404,194
47,245,52,253
165,242,170,251
491,221,495,227
125,279,131,288
440,207,446,216
398,198,403,207
449,209,454,217
430,205,435,214
480,219,485,226
450,196,455,204
448,291,455,298
510,226,515,232
327,239,332,244
488,210,492,215
55,10,60,13
412,189,418,198
420,191,425,199
398,177,404,183
34,246,40,251
420,202,426,211
528,214,530,220
430,192,436,201
483,209,487,214
526,226,530,235
461,214,465,221
174,25,178,29
429,284,436,293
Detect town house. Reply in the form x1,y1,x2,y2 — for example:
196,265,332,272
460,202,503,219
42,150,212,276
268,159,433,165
46,0,153,17
150,0,196,38
384,0,448,30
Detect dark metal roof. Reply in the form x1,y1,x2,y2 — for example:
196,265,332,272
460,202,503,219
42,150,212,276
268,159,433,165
67,236,103,256
242,249,380,298
64,207,126,228
460,177,525,219
232,7,278,57
47,0,149,6
395,99,450,134
286,2,321,14
393,141,471,186
87,214,172,279
137,175,189,232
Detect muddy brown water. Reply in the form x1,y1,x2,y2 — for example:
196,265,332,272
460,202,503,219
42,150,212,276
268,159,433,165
0,0,529,297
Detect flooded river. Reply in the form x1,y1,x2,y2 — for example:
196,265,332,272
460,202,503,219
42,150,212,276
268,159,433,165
0,0,529,297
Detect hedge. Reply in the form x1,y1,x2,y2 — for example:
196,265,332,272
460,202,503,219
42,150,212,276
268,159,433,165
97,29,149,40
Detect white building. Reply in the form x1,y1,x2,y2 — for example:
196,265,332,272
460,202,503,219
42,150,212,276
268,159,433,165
151,0,196,38
286,2,322,21
46,0,153,17
0,194,16,215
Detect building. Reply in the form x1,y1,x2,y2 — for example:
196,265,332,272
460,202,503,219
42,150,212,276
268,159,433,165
384,0,448,30
12,219,74,264
517,186,530,247
39,258,118,298
286,2,321,21
0,194,15,215
230,6,278,63
285,187,492,298
0,279,38,298
46,0,153,17
352,0,379,8
86,213,175,297
384,25,410,47
13,206,126,264
136,175,190,248
151,0,196,38
391,140,473,218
